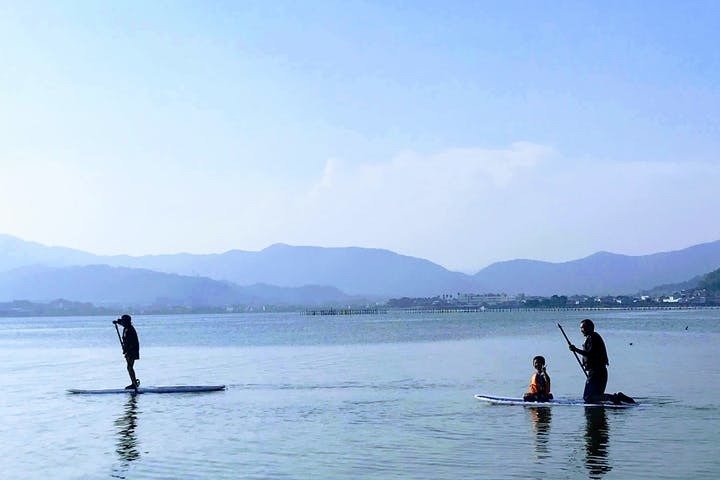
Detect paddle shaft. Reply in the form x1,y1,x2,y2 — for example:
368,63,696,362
558,323,588,377
114,323,124,352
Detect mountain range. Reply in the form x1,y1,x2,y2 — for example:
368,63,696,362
2,234,720,306
0,264,353,307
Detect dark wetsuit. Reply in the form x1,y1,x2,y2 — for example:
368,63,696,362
578,331,609,402
122,325,140,360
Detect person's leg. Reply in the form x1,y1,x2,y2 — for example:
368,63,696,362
602,392,620,404
591,370,621,403
616,392,635,403
583,380,598,402
126,357,138,389
584,369,609,403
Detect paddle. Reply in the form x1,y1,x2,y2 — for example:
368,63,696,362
114,321,125,352
558,323,587,378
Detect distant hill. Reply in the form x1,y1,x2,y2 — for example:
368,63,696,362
698,267,720,293
473,241,720,295
3,233,720,297
0,235,97,271
0,265,355,307
640,266,720,298
638,275,703,297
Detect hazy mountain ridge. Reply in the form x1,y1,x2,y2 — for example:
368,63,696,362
0,236,478,297
107,243,478,296
0,235,98,270
474,241,720,295
0,264,355,307
2,234,720,301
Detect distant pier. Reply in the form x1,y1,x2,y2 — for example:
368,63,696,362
303,307,388,316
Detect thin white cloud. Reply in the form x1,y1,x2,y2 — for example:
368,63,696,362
282,143,555,262
281,147,720,271
315,142,550,193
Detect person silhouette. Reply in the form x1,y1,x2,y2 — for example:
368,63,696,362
568,319,634,404
114,314,140,389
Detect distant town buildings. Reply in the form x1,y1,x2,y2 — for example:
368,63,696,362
387,288,720,309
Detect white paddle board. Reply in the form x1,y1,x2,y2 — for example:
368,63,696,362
474,394,636,408
68,385,226,394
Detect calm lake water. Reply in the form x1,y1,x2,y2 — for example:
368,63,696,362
1,309,719,479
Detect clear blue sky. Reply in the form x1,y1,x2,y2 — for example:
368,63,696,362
1,1,719,271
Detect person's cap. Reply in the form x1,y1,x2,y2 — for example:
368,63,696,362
121,314,131,322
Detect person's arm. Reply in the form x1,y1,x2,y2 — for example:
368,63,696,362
569,344,588,356
528,374,539,394
545,373,553,398
570,336,591,356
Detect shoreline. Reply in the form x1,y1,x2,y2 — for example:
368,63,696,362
3,304,718,318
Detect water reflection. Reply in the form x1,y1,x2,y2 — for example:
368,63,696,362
584,407,611,478
115,395,140,463
528,407,552,458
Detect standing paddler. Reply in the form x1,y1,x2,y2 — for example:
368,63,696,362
113,314,140,390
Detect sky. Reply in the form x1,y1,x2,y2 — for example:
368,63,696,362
1,1,719,272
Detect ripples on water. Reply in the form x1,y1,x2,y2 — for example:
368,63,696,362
1,309,719,479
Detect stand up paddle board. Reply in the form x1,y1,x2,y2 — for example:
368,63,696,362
474,394,636,408
68,385,226,394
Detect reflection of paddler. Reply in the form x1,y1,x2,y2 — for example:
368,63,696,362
584,406,611,478
528,406,552,458
115,395,140,463
529,407,551,434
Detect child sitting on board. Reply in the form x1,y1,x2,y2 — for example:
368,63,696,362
523,355,553,402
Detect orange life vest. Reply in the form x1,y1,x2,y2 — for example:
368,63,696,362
528,372,551,396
